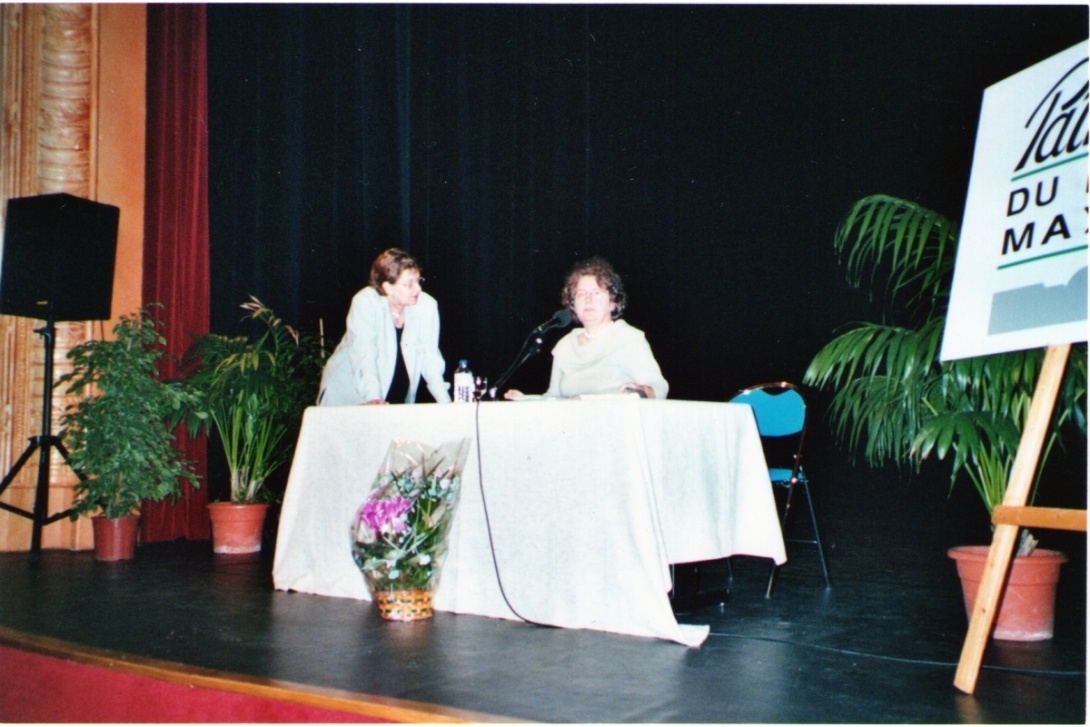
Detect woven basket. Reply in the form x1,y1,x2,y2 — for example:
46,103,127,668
374,588,433,621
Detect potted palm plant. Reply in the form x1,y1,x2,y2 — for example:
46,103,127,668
804,194,1086,640
179,297,324,554
59,306,199,561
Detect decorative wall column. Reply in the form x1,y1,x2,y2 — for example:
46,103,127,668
0,5,41,551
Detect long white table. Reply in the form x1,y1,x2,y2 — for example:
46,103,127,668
272,398,786,646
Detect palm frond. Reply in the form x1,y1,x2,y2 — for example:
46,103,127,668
179,298,324,502
808,194,1086,520
834,195,958,321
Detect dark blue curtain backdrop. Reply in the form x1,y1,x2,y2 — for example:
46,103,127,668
206,4,1087,402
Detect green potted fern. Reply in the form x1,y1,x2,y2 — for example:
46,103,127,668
59,306,199,561
178,297,324,553
803,195,1086,640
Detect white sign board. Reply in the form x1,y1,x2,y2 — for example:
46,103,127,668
941,41,1088,361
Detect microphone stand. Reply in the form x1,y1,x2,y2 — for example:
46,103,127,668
0,316,81,554
491,329,549,396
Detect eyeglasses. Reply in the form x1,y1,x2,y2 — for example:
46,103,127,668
573,287,608,301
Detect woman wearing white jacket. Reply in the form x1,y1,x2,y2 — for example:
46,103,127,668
318,249,451,406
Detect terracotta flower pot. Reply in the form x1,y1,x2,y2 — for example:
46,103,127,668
92,515,139,561
948,545,1068,641
207,502,270,554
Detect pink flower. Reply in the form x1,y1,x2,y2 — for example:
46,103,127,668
360,495,412,536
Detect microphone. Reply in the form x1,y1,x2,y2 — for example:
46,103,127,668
533,309,573,333
493,310,574,393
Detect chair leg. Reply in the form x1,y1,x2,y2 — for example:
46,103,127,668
766,482,797,598
765,560,778,598
800,480,831,587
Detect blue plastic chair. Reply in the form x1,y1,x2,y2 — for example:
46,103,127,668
730,382,830,596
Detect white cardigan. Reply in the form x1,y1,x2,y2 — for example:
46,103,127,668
318,287,451,405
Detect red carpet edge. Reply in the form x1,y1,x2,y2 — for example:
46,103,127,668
0,624,521,723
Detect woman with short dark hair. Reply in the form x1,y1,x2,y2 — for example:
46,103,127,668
318,248,451,405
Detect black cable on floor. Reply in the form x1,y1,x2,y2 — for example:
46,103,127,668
704,631,1085,678
473,400,555,630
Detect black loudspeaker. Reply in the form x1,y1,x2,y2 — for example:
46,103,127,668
1,192,120,321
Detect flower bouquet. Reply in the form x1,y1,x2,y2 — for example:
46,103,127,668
351,437,471,620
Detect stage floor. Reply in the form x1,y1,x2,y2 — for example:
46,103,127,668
0,458,1085,723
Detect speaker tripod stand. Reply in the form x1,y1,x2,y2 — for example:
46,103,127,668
0,318,83,554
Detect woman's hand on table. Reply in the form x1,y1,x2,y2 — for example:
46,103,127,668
363,399,389,405
503,389,525,401
621,383,655,399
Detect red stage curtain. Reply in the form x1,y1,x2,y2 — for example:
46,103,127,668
140,5,211,542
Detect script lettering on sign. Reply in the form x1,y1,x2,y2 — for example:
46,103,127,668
1002,62,1087,262
941,41,1088,360
991,57,1087,336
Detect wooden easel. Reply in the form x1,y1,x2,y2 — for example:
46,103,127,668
953,342,1087,693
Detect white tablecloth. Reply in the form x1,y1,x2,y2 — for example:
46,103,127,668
272,398,786,647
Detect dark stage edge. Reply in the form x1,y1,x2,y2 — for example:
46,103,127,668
0,462,1085,724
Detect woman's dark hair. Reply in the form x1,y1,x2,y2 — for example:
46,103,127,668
561,256,627,320
370,248,420,294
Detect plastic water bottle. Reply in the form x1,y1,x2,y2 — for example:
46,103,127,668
453,360,474,403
